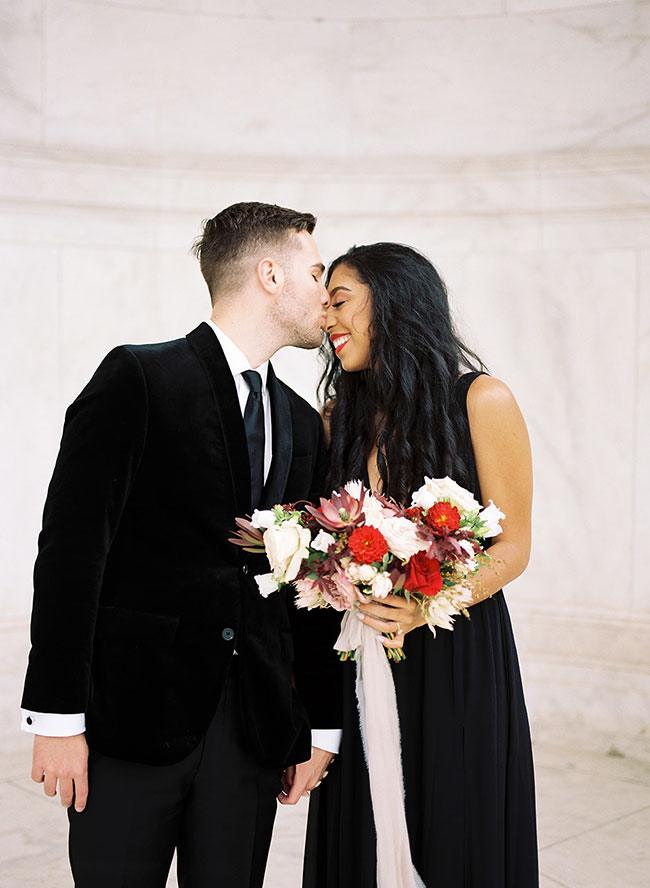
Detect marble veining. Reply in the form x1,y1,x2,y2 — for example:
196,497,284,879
1,0,648,770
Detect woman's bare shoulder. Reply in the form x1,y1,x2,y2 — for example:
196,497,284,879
466,374,520,420
465,374,529,458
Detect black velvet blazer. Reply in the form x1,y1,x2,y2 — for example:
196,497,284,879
22,322,341,767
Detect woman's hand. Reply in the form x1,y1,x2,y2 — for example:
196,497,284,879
358,593,427,649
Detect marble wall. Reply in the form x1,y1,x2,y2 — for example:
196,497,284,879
1,0,649,751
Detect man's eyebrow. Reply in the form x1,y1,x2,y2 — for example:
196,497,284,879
311,263,326,273
329,286,351,297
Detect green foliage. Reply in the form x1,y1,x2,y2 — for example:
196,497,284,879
273,504,303,524
306,550,326,568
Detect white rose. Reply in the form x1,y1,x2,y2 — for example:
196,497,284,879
312,529,336,553
363,494,387,528
251,509,276,530
478,500,505,538
346,562,377,584
410,476,446,509
264,520,311,582
358,563,378,584
411,476,480,514
380,515,428,563
436,477,480,513
255,572,279,598
371,572,393,599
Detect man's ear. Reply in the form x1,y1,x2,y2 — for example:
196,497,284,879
257,257,284,294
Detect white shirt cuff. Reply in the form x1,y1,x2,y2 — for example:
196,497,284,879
21,710,86,737
311,728,342,755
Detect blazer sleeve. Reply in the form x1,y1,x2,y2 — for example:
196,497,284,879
290,416,343,729
21,346,148,715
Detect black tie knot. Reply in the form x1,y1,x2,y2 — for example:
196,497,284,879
242,369,262,399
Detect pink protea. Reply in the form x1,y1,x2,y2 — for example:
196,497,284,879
294,577,324,609
228,518,265,554
305,483,367,532
294,573,355,612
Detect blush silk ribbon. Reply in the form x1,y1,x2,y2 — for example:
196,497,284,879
335,609,425,888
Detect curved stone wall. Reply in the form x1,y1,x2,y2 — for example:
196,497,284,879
1,0,649,748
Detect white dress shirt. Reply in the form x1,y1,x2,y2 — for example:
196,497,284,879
22,321,341,754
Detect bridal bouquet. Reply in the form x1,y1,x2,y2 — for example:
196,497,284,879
231,476,504,888
230,476,504,661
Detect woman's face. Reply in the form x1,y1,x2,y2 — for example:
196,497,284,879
325,264,373,372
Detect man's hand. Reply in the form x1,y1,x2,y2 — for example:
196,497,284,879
278,746,334,805
32,734,89,812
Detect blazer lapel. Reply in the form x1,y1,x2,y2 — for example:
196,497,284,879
186,323,251,517
260,364,293,509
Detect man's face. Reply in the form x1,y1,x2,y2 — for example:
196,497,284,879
273,231,329,350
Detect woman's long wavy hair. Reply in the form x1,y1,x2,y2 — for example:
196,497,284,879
320,243,486,501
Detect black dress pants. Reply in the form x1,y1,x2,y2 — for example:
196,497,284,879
68,662,282,887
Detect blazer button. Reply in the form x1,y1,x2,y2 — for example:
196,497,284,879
222,627,235,642
242,564,250,576
26,716,33,725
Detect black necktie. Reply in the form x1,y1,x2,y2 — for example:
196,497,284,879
242,370,265,509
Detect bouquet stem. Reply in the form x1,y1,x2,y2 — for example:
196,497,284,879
384,633,406,662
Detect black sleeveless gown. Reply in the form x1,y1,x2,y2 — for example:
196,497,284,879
302,373,539,888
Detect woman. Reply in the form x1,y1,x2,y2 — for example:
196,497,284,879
303,243,538,887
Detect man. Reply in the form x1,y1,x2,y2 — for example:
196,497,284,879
21,202,341,887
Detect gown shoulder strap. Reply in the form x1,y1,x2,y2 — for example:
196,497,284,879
455,370,486,411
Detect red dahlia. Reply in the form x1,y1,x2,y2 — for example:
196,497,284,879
348,525,389,565
425,501,461,533
403,506,424,523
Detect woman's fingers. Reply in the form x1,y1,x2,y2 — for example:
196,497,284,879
358,612,390,631
374,592,418,611
360,612,409,635
359,601,402,621
359,602,411,623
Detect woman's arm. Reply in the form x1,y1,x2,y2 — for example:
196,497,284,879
359,375,533,641
465,374,533,603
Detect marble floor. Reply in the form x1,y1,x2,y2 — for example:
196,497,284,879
1,728,648,887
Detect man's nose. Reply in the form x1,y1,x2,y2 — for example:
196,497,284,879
323,305,336,332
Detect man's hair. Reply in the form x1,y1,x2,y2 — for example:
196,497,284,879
192,201,317,301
